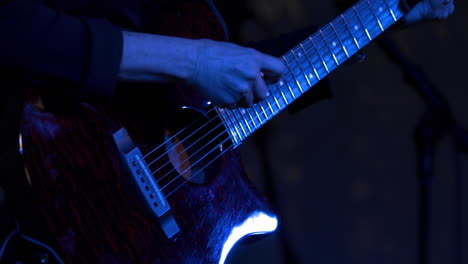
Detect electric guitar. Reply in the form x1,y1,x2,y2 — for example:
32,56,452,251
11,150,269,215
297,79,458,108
20,0,407,263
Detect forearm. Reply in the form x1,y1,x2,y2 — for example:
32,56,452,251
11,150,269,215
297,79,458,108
117,32,285,108
118,31,200,83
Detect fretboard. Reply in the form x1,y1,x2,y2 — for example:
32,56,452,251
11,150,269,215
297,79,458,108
217,0,405,146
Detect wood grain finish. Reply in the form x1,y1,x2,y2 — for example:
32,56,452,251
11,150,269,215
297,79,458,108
21,100,276,263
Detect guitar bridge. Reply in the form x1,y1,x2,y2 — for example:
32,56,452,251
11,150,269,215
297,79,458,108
113,128,180,239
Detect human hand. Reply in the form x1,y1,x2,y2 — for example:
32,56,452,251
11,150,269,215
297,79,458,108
188,39,285,108
403,0,454,23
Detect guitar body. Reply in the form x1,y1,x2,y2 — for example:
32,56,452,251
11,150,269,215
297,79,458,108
20,1,277,263
19,0,406,261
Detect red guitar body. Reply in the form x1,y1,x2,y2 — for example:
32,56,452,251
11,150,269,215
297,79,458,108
20,1,277,263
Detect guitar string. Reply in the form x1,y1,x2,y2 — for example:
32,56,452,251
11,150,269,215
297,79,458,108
141,0,400,194
142,0,396,175
139,2,362,167
164,137,235,198
158,0,403,197
145,0,398,192
141,107,218,161
144,107,220,169
150,109,230,182
142,0,395,170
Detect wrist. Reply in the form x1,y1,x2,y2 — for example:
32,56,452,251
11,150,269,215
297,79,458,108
118,31,201,83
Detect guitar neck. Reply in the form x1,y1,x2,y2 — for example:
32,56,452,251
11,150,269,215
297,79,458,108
218,0,405,146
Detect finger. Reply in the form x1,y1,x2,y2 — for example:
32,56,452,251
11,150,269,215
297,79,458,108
262,70,283,84
258,53,286,76
402,1,427,23
253,74,268,103
440,1,455,18
238,83,254,108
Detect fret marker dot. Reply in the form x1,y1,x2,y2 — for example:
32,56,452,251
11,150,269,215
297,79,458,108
241,109,246,114
309,73,314,79
266,91,270,96
298,52,302,57
332,41,337,47
354,25,359,31
379,7,383,12
279,81,284,86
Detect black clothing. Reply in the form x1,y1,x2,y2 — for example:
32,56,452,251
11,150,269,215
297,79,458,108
0,0,124,188
0,0,328,184
0,0,330,259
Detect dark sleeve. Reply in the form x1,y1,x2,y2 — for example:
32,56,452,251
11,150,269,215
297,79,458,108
0,0,123,100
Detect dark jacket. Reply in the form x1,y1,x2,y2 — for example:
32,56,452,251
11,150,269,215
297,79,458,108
0,0,125,188
0,0,329,258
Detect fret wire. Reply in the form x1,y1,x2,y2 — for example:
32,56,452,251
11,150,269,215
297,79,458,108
284,5,367,81
214,0,404,146
227,110,245,140
356,1,381,37
272,53,307,97
282,56,302,97
286,82,297,99
232,109,249,138
276,83,289,104
282,0,396,74
239,108,252,132
267,86,282,109
287,42,326,77
353,7,380,42
318,29,339,66
246,108,257,128
280,3,399,99
376,0,401,26
309,32,339,72
238,108,252,135
299,43,321,80
308,36,330,73
291,45,328,82
344,8,369,41
253,107,263,125
331,18,359,57
371,0,387,23
318,28,349,66
382,0,397,21
353,5,372,41
290,49,311,88
223,109,242,142
225,109,241,143
274,67,309,97
265,96,275,114
259,102,269,119
329,21,350,58
218,109,239,144
244,111,256,135
229,0,403,143
366,0,384,31
270,80,284,112
272,90,282,109
372,0,395,31
286,50,310,93
341,14,361,49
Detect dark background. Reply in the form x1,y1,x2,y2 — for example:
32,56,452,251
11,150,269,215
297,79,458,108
0,1,465,263
224,0,468,263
